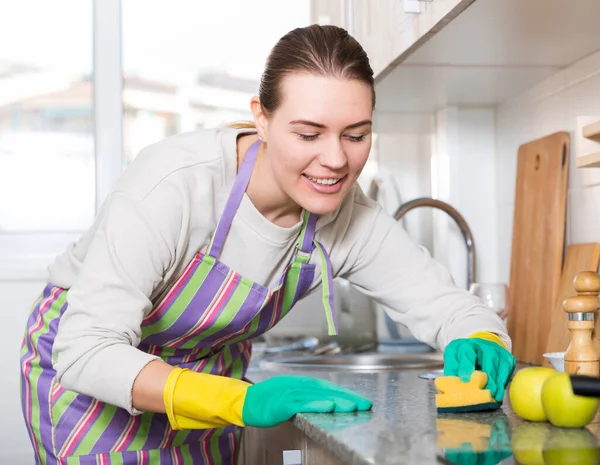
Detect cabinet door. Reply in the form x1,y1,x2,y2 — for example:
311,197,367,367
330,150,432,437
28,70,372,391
349,0,475,79
240,423,347,465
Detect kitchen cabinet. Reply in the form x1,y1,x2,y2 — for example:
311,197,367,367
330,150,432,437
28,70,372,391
310,0,475,79
372,0,600,113
347,0,474,80
238,422,345,465
311,1,600,109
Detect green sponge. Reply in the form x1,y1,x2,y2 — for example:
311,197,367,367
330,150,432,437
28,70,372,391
435,371,500,413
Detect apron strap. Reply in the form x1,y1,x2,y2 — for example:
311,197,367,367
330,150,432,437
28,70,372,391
294,212,338,336
313,240,338,336
207,139,260,258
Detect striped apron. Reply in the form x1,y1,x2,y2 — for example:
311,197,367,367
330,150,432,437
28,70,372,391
20,140,338,464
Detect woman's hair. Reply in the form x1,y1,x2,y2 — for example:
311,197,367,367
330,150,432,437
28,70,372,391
228,24,374,130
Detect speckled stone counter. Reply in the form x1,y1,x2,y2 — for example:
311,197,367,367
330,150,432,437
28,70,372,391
247,361,600,465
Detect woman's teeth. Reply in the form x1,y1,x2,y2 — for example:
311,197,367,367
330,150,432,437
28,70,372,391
305,175,341,185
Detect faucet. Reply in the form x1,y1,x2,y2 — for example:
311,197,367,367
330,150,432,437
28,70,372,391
393,197,477,290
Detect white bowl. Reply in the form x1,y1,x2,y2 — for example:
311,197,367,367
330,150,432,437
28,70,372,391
542,352,565,372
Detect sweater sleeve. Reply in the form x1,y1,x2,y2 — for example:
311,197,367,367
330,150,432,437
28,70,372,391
52,191,178,415
342,207,511,352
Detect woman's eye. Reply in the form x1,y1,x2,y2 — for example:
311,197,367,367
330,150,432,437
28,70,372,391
346,134,366,142
296,133,319,141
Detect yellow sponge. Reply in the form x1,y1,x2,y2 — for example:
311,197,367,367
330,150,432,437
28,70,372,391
434,371,500,413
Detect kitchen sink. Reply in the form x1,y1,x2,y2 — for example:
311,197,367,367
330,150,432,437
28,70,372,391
259,352,444,372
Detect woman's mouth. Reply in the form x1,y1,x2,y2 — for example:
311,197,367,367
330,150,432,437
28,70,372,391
302,174,345,193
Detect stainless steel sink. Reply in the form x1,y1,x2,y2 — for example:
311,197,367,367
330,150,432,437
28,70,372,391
259,352,444,372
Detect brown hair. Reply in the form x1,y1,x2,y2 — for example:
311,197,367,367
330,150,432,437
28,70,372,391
229,24,374,129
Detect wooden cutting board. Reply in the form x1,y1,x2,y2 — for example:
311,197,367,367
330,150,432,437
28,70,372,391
544,243,600,363
507,131,569,365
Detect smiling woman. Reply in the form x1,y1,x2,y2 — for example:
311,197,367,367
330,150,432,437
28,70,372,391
20,23,514,465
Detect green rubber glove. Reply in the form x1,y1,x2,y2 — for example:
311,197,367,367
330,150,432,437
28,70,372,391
443,334,516,403
242,376,373,428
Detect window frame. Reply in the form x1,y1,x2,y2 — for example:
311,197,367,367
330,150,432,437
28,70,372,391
0,0,124,280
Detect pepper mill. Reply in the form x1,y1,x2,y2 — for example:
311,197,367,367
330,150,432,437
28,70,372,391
564,271,600,376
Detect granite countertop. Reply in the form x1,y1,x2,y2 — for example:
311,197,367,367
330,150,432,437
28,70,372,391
246,349,600,465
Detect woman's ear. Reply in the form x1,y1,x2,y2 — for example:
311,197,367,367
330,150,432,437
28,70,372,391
250,96,269,142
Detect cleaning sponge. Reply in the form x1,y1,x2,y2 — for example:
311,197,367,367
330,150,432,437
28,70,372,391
435,371,500,413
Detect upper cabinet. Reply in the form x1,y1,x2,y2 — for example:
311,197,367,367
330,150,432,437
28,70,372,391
311,0,600,114
310,0,475,79
348,0,473,80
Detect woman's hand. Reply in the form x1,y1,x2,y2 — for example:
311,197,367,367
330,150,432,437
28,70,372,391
163,369,373,430
443,333,516,403
242,376,373,427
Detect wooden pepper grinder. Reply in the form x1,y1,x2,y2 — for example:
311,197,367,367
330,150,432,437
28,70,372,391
564,271,600,376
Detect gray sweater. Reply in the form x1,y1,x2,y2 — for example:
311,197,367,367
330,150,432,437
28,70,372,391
49,126,510,414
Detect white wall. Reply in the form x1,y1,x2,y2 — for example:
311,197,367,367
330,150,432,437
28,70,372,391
430,106,498,290
495,49,600,282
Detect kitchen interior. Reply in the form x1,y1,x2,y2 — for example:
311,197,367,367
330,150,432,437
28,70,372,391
4,0,600,464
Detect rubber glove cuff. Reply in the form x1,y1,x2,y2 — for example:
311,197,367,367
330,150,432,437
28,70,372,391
469,331,508,351
163,367,249,430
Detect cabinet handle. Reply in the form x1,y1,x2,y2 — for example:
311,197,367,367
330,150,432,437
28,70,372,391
282,450,302,465
403,0,433,14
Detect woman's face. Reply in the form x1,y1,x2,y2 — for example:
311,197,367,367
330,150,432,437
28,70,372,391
257,72,373,216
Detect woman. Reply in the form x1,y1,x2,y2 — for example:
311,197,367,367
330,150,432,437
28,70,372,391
20,24,515,464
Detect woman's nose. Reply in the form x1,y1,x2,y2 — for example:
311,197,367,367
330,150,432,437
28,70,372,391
319,139,347,169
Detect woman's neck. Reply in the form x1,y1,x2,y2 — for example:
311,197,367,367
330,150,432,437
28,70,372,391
236,134,303,228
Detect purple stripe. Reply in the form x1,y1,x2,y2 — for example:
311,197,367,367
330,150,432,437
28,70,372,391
200,282,269,346
53,394,96,450
254,298,278,337
78,454,99,465
23,284,54,333
291,264,315,307
89,406,136,454
218,428,240,465
141,413,171,450
144,266,198,326
26,293,68,463
300,213,318,253
141,264,229,346
208,140,260,259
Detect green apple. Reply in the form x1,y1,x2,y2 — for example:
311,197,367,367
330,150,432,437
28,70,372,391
509,367,557,421
541,373,599,428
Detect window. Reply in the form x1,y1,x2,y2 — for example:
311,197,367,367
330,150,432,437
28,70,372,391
0,0,94,231
121,0,311,165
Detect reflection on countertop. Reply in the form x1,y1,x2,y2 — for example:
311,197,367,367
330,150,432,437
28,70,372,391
247,346,600,465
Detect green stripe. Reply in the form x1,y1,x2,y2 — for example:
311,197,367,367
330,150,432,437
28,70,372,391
209,432,221,463
180,274,253,349
126,414,153,452
230,348,245,379
281,262,301,313
313,242,336,335
27,290,67,465
296,210,310,252
142,256,213,337
72,403,115,455
224,293,271,348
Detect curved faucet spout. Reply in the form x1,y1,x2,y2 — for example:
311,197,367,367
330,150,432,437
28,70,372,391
393,197,477,289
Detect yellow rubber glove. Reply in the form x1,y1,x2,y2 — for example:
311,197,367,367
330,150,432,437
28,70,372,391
163,367,249,430
469,331,508,350
163,368,373,430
